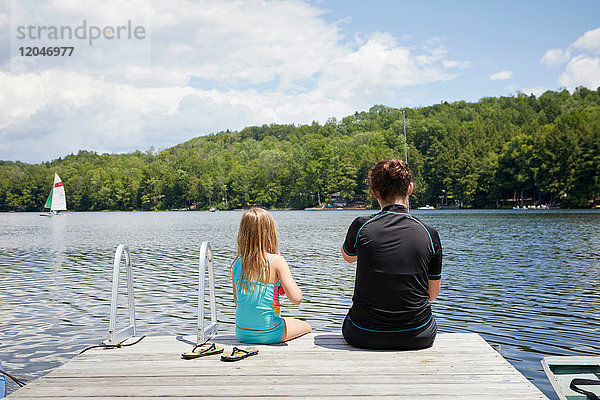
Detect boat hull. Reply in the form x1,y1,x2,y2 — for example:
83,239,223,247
0,360,5,398
541,356,600,400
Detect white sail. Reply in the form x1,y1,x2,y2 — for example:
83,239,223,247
50,173,67,211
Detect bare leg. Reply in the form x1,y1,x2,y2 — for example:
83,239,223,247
281,317,312,342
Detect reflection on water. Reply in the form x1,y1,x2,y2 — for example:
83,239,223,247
1,210,599,398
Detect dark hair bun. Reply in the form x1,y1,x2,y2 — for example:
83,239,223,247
384,160,404,180
367,159,413,201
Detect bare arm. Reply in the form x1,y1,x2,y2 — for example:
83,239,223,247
230,259,237,305
273,255,302,305
232,275,237,305
341,245,357,263
428,279,441,302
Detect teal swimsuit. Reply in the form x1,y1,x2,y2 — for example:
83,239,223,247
233,255,285,344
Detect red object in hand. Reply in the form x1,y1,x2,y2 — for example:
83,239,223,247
278,286,285,295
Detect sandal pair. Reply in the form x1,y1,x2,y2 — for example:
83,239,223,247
181,343,258,362
220,346,259,362
181,343,224,359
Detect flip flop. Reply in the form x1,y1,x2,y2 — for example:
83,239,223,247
181,343,224,359
220,346,259,362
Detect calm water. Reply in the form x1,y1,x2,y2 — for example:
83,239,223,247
1,210,599,398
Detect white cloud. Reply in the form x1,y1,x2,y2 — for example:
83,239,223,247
0,70,194,159
490,70,513,80
0,0,469,162
518,86,549,97
541,27,600,91
558,55,600,90
572,27,600,54
316,32,457,105
442,60,471,69
541,48,571,66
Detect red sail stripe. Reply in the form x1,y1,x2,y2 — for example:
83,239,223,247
54,182,63,188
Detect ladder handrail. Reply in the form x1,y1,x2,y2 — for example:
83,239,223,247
105,242,216,345
107,244,136,344
198,241,218,344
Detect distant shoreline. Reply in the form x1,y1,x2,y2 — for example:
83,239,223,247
3,208,600,213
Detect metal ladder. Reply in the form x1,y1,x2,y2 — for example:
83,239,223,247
197,242,218,344
107,244,135,344
107,242,218,345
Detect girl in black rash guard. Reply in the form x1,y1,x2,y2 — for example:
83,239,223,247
341,159,442,350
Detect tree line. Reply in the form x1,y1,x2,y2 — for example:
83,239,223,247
1,87,599,211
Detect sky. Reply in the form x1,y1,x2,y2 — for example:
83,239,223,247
0,0,599,163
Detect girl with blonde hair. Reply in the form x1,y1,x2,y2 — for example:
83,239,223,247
232,208,312,344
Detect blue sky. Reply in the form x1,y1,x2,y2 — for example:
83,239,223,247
1,0,599,162
313,0,600,105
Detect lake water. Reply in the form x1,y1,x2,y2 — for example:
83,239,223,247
1,210,599,398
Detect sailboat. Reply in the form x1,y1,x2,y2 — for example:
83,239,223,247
40,173,67,216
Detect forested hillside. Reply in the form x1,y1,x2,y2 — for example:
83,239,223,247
1,88,599,211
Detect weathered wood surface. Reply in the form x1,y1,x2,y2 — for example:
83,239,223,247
9,332,548,399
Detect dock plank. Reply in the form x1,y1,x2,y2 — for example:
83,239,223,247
8,332,547,399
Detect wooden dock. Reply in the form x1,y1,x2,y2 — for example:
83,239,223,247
9,332,548,399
